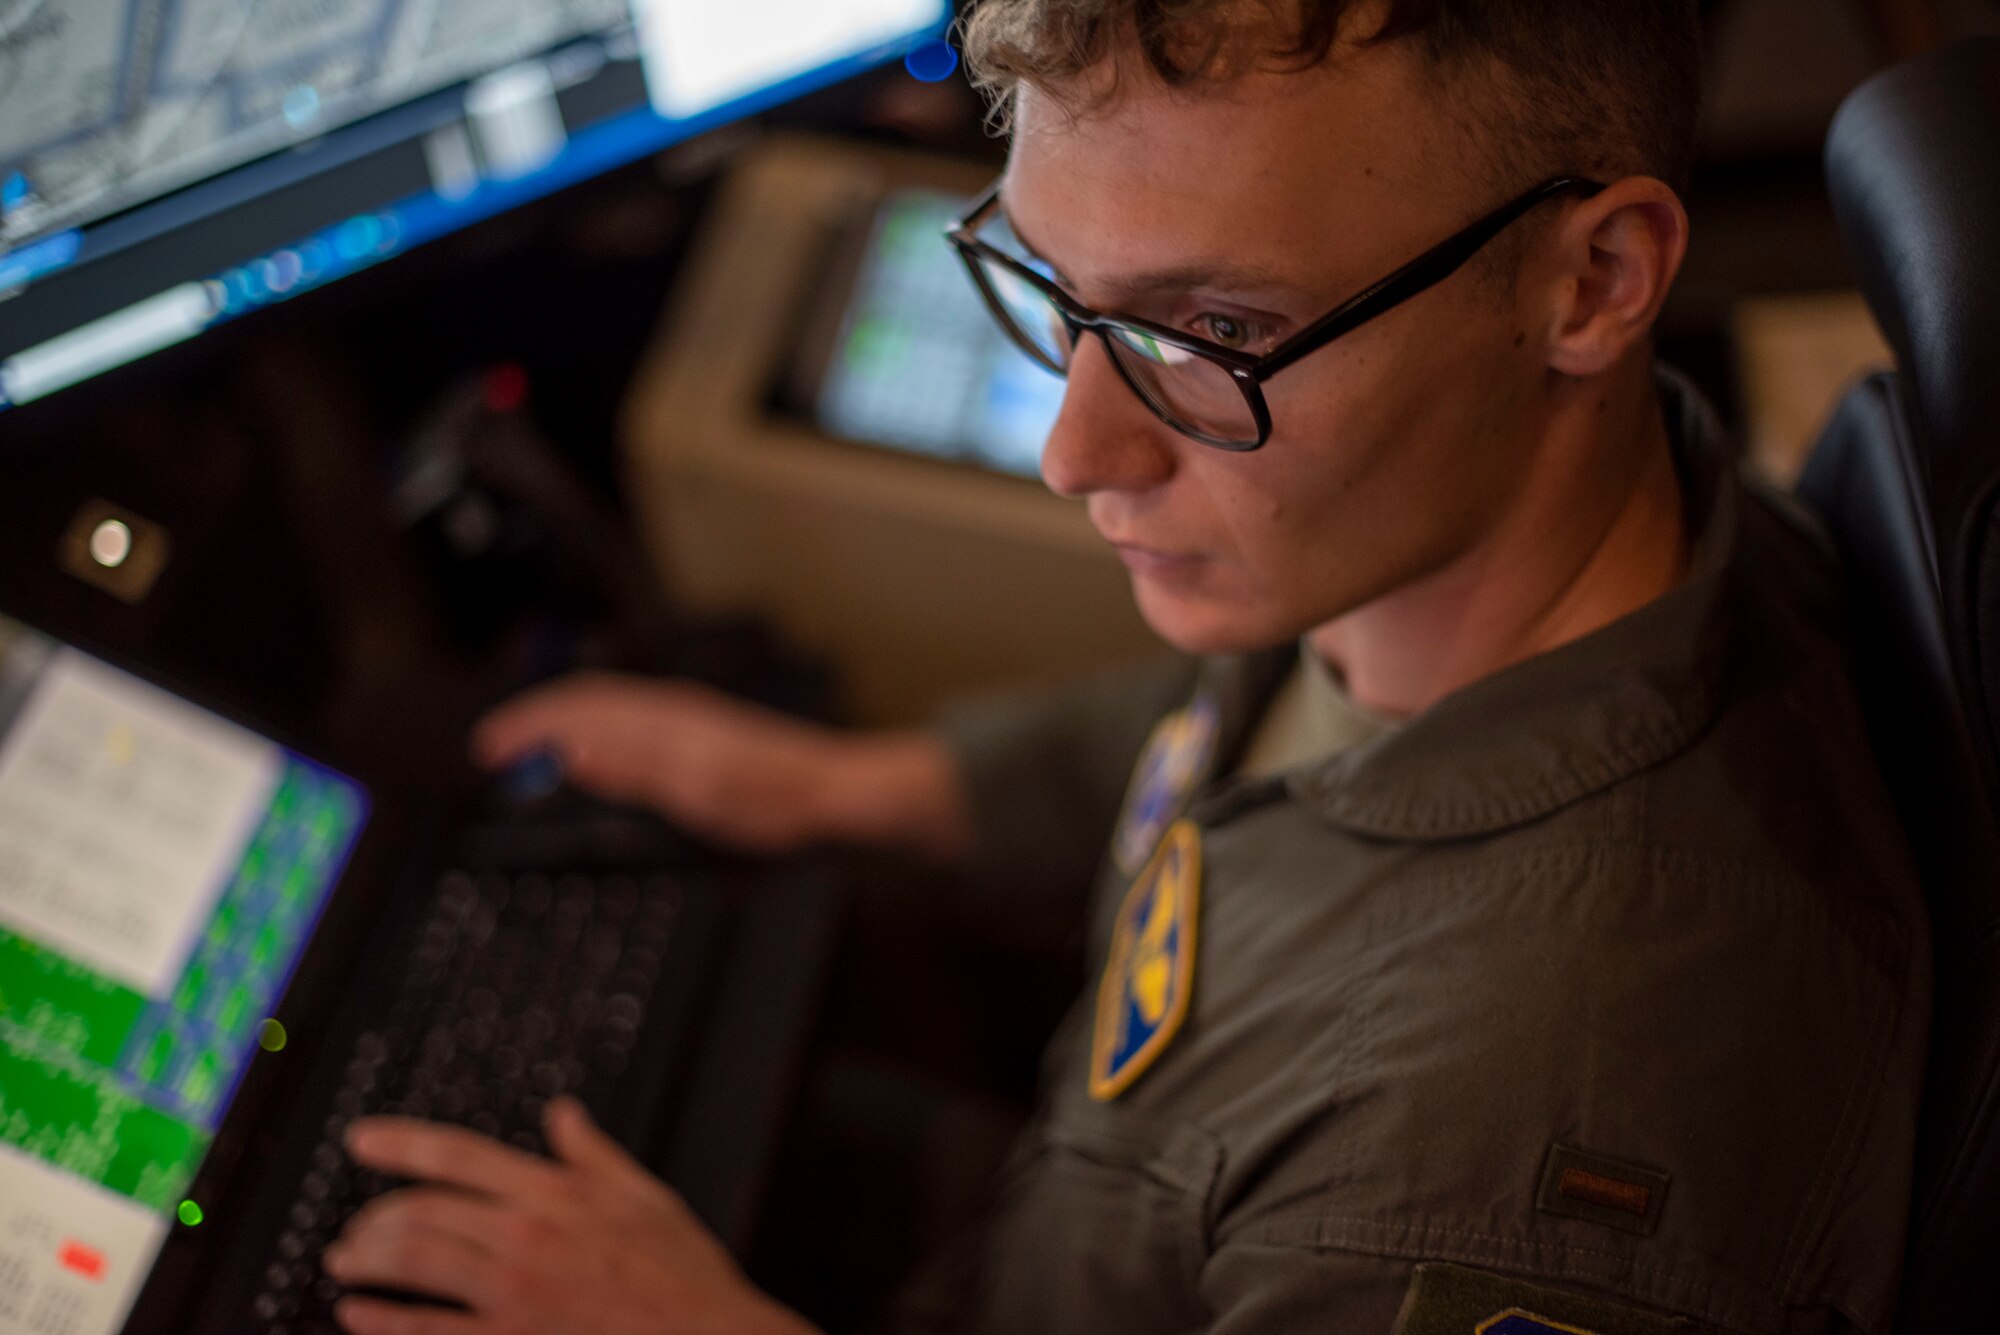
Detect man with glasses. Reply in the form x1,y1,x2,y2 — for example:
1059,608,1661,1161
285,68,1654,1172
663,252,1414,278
320,3,1928,1333
949,174,1607,451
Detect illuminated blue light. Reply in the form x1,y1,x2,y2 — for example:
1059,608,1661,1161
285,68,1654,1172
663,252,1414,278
334,215,379,261
0,229,81,289
221,269,253,311
904,39,958,83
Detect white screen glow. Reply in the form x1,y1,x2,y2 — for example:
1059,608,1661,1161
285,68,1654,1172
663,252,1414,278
631,0,945,119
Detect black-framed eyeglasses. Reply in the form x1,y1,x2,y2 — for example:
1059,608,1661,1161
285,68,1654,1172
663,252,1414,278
946,175,1606,451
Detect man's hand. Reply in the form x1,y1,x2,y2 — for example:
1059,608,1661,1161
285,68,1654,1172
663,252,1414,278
325,1098,816,1335
473,673,973,861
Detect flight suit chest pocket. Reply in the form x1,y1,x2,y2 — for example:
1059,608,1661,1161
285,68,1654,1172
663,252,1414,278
977,1100,1223,1333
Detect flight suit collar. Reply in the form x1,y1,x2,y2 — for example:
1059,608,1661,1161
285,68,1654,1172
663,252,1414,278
1191,369,1738,842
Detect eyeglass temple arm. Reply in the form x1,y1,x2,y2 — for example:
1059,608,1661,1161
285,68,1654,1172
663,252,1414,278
1256,177,1607,380
949,181,1006,238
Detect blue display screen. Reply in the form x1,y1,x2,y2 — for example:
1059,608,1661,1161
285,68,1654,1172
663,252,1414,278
0,2,952,411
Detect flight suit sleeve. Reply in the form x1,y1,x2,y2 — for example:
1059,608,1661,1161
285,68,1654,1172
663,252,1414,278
934,655,1196,917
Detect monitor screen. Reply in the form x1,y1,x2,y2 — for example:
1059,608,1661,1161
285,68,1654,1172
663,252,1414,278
0,615,367,1334
0,0,952,413
809,188,1063,479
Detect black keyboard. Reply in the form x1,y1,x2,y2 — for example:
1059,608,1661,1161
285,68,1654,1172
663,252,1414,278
248,866,685,1331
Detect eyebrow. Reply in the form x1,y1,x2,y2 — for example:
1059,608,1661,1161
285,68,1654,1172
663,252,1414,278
998,201,1303,300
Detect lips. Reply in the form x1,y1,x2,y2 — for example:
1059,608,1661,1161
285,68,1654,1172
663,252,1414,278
1110,541,1207,579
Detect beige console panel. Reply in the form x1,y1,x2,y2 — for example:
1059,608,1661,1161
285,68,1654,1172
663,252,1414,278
622,137,1163,725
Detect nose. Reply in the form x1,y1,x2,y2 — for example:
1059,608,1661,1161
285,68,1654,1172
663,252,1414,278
1039,336,1179,500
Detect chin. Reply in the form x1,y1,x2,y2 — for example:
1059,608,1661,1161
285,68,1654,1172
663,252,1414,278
1132,580,1295,657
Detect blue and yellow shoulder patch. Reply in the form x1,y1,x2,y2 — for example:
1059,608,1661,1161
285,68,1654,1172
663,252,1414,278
1091,819,1201,1102
1477,1313,1603,1335
1113,695,1219,876
1393,1264,1690,1335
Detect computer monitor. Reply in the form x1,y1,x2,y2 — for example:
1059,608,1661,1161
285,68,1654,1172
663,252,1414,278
0,613,368,1333
787,187,1065,479
0,0,953,413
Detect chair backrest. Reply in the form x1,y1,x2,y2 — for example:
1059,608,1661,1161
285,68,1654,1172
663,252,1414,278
1795,36,2000,1330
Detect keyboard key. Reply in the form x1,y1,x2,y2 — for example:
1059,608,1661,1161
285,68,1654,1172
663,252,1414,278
247,863,683,1330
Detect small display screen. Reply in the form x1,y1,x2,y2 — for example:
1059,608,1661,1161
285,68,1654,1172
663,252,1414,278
0,616,367,1334
813,190,1065,480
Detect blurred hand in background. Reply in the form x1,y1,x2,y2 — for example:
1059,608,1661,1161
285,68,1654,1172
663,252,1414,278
474,673,974,862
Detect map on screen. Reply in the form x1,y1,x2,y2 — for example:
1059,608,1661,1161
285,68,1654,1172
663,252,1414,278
0,0,627,247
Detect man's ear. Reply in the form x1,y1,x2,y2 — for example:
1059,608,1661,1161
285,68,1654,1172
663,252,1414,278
1541,177,1690,378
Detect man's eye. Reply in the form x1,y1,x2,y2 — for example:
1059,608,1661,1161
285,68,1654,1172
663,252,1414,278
1191,313,1264,350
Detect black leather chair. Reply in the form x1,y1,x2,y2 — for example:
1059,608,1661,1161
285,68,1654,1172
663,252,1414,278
1796,36,2000,1331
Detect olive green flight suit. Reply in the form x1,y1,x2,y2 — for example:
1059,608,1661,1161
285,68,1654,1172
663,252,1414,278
926,372,1930,1335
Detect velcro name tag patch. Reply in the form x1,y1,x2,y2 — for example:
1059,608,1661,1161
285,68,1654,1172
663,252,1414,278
1393,1264,1690,1335
1090,819,1201,1101
1536,1144,1672,1236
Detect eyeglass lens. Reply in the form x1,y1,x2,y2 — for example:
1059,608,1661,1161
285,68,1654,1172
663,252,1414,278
980,259,1072,370
1100,327,1259,446
969,249,1261,447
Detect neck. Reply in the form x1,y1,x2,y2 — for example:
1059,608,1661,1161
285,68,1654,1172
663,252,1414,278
1309,363,1692,719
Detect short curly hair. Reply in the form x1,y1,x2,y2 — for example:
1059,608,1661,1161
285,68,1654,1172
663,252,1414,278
959,0,1704,192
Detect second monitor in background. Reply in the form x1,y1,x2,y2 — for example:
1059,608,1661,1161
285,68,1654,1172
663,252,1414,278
784,188,1065,481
